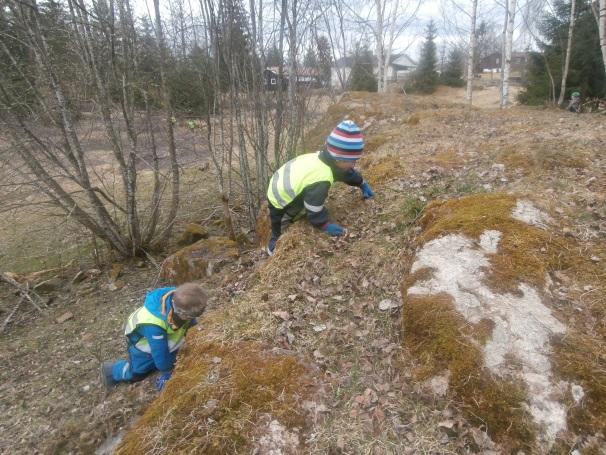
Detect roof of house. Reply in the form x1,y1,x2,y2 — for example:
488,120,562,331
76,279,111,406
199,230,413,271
333,52,417,68
390,53,417,68
265,66,319,77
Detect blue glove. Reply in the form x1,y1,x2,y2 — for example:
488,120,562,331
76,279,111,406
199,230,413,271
155,372,172,391
322,223,345,236
360,181,375,199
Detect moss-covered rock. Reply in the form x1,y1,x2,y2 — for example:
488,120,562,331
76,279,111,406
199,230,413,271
161,237,238,284
176,223,209,246
116,338,316,454
402,193,604,451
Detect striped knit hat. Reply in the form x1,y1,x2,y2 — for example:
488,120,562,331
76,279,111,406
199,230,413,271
326,120,364,161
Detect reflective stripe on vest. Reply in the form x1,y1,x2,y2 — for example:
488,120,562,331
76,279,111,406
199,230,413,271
124,306,188,353
267,152,335,209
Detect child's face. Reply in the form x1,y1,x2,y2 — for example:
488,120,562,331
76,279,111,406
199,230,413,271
335,160,356,170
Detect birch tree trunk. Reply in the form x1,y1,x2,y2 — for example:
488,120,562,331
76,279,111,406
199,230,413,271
466,0,479,105
501,0,517,108
595,0,606,74
286,0,299,159
153,0,180,245
375,0,385,93
382,0,399,91
274,0,287,163
558,0,576,105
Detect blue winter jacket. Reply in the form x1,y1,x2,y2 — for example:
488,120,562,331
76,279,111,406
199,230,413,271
128,287,197,373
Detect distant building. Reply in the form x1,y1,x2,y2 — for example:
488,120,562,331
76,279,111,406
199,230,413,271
331,53,417,88
263,66,321,91
479,51,529,74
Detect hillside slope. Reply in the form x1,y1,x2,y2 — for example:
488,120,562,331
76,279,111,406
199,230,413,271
106,92,605,453
120,93,606,454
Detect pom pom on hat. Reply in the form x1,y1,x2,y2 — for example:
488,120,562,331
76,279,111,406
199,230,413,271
326,120,364,161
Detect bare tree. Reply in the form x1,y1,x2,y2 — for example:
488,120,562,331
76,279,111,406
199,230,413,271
346,0,421,93
466,0,479,105
501,0,517,107
558,0,577,105
0,0,181,256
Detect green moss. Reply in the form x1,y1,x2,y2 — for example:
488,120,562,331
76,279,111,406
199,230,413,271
418,193,584,293
361,154,406,185
161,237,239,284
117,340,313,455
552,334,606,438
402,293,536,449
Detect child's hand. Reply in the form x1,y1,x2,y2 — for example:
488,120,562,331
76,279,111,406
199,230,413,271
155,372,172,391
360,181,375,199
322,223,345,236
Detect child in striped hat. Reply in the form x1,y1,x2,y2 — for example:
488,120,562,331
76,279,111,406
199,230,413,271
265,119,374,255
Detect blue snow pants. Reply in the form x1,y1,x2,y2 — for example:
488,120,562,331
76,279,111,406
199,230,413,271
111,345,178,382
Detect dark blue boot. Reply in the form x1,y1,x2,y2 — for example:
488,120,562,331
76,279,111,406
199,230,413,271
100,362,117,390
266,235,278,256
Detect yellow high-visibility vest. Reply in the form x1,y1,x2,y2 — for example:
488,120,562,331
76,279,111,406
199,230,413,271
124,306,188,354
267,152,335,209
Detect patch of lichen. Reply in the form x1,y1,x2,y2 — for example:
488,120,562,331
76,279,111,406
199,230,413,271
552,333,606,438
418,192,583,293
116,340,313,454
402,293,536,449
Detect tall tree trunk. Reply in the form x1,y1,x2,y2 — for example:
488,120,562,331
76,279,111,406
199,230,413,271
501,0,517,108
466,0,479,105
558,0,577,105
597,0,606,74
274,0,287,164
375,0,385,93
382,0,399,91
153,0,180,245
286,0,298,159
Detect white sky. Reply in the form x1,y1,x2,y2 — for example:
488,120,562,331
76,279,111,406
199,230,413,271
135,0,527,61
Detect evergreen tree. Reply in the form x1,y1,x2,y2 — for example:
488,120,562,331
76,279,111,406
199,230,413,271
266,44,283,67
519,0,606,104
316,35,332,87
411,20,439,94
216,0,251,90
168,47,215,115
441,48,465,87
349,44,377,92
304,46,318,68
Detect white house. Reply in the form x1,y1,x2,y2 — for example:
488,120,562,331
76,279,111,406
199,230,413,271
331,53,417,88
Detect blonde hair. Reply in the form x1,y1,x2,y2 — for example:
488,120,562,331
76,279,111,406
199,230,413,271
172,283,208,318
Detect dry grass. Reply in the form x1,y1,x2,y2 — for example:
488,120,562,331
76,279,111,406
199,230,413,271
0,166,221,274
418,193,587,293
497,142,590,175
301,91,418,154
116,337,316,455
360,154,407,186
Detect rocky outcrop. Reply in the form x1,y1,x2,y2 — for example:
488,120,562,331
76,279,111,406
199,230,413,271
161,237,238,284
401,193,602,451
176,223,209,246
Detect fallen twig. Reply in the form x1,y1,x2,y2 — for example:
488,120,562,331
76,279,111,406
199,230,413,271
0,271,46,313
1,295,24,333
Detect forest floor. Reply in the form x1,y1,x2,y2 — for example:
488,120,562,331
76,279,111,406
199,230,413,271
1,86,605,454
